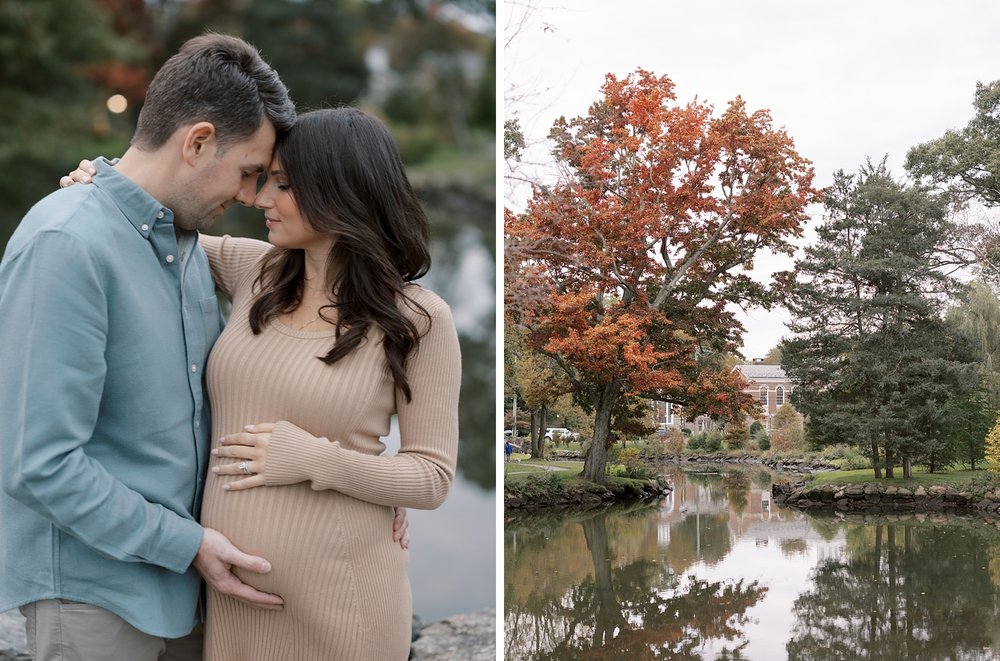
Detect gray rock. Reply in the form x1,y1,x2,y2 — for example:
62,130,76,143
410,608,495,661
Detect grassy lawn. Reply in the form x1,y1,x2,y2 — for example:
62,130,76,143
810,467,993,489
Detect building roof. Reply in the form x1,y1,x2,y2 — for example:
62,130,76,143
734,364,788,380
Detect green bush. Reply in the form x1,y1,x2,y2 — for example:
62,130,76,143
963,472,1000,495
703,430,723,453
817,444,870,470
687,430,723,452
662,430,686,455
620,446,641,474
639,440,669,460
755,432,771,451
687,433,704,451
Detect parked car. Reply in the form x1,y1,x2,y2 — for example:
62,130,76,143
543,427,579,442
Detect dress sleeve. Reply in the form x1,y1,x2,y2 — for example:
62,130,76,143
0,231,204,573
198,233,271,299
262,295,462,509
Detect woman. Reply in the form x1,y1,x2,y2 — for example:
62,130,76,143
68,107,461,660
199,106,460,660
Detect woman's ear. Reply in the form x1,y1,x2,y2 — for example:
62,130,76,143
181,122,217,165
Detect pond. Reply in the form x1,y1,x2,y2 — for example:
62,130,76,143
504,466,1000,660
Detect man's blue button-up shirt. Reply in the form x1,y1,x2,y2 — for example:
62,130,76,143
0,159,221,637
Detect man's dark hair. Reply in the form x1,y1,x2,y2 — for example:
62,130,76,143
132,33,296,151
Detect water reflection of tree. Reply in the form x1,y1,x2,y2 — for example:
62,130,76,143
721,470,750,516
666,512,732,574
505,510,767,660
788,522,1000,660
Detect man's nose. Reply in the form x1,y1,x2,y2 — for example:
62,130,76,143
235,179,258,207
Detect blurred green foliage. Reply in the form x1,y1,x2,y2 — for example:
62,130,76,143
0,0,496,490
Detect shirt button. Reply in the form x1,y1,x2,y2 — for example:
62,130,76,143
191,364,198,373
140,224,149,232
166,254,175,263
157,211,165,219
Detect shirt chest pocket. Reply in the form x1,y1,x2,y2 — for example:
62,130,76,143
199,295,223,346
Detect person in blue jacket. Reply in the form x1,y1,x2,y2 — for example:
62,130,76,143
0,34,296,661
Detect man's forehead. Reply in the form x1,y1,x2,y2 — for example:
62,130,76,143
231,121,276,165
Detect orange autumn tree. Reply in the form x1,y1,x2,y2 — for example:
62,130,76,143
505,69,819,483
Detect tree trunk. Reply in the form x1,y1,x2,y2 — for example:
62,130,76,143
887,526,898,650
582,514,623,647
902,456,912,479
870,435,882,479
529,410,538,456
531,406,547,459
582,381,621,484
885,445,895,478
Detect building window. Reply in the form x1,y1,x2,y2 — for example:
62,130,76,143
666,402,674,425
759,386,768,407
776,386,784,406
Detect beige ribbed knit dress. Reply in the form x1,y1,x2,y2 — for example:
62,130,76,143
197,234,460,661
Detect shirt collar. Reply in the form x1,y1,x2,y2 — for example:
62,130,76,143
91,157,174,241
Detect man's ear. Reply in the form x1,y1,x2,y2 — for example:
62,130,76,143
181,122,217,165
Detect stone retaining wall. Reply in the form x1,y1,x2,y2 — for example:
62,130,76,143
669,454,837,473
772,481,1000,517
504,477,671,510
547,451,838,474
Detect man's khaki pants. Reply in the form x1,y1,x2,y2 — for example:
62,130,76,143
20,600,203,661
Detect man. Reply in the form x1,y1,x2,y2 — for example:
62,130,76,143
0,34,296,660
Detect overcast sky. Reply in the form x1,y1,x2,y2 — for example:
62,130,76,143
504,0,1000,359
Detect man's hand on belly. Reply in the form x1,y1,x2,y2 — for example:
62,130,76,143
194,527,285,610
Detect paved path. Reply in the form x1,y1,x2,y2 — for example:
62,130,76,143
509,462,570,471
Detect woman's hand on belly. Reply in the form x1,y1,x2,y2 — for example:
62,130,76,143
211,422,275,490
212,422,412,551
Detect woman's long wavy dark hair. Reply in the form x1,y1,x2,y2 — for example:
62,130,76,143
248,108,431,401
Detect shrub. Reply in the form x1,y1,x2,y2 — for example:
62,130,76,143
770,403,805,451
964,471,1000,495
619,446,641,471
663,430,686,455
986,418,1000,472
754,430,771,451
687,430,723,452
770,428,801,452
817,443,870,470
703,430,723,453
724,419,750,450
640,439,669,461
687,433,705,451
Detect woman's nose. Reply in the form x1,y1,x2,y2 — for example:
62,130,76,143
253,192,271,210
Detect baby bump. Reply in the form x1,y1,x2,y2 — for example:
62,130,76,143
200,476,410,606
